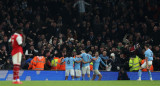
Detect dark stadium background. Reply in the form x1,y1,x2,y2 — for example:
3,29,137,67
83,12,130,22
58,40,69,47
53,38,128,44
0,0,160,72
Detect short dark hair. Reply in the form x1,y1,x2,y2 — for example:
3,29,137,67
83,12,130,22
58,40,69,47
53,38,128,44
144,44,149,48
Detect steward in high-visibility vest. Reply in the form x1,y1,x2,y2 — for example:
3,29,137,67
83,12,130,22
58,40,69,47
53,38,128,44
129,55,141,72
28,59,35,70
58,57,65,70
90,62,93,71
141,59,153,72
51,57,60,70
28,56,45,70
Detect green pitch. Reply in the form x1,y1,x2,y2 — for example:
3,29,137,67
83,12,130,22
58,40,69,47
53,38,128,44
0,81,160,86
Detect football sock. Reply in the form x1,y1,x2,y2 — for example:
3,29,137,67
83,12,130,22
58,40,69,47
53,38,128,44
77,78,80,80
13,65,17,80
88,77,91,80
72,78,74,80
138,70,142,78
82,77,85,80
13,64,20,81
15,65,20,80
148,70,152,78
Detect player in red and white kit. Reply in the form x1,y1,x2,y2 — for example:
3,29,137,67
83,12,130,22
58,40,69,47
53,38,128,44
9,27,24,84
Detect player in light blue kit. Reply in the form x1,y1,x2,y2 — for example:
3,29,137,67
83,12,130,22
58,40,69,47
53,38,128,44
74,56,82,80
60,53,76,80
92,51,106,80
138,44,153,81
76,50,96,80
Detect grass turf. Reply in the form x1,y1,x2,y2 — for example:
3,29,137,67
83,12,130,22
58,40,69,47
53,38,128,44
0,81,160,86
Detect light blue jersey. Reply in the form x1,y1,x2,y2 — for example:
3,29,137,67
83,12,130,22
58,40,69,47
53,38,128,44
74,57,82,70
93,56,106,70
145,49,153,61
80,53,92,67
62,57,76,70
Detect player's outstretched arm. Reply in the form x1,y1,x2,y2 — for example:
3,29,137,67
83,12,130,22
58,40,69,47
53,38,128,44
58,58,65,65
75,60,82,63
76,55,81,57
100,58,106,67
92,57,98,61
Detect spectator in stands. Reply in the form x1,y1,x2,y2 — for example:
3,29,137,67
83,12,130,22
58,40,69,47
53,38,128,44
99,51,109,70
25,45,38,59
153,46,160,71
0,45,9,66
107,53,120,71
118,67,130,80
129,55,141,72
3,59,13,70
73,0,90,14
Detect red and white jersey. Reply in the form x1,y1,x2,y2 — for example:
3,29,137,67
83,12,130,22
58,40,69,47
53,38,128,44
9,33,23,56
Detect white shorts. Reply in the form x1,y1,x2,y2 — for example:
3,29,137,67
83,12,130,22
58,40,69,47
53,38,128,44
75,69,81,77
141,61,152,68
93,70,101,75
65,69,74,76
12,52,22,65
82,66,90,75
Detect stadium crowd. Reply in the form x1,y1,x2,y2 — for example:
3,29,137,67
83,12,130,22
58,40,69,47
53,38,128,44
0,0,160,71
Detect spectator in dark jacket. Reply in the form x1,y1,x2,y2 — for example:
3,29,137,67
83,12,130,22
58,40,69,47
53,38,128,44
118,67,130,80
107,53,120,71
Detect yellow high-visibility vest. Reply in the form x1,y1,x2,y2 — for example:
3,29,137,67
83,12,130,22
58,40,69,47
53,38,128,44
129,56,141,72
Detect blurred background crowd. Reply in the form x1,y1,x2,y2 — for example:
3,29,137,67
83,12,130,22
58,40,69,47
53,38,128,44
0,0,160,71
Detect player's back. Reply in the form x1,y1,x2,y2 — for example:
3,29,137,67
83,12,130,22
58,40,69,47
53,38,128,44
145,49,153,61
64,57,75,70
9,33,23,56
74,57,81,70
81,53,92,67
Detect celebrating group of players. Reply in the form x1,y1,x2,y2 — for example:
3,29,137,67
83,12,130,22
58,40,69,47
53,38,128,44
9,27,107,83
59,50,106,80
9,27,153,84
